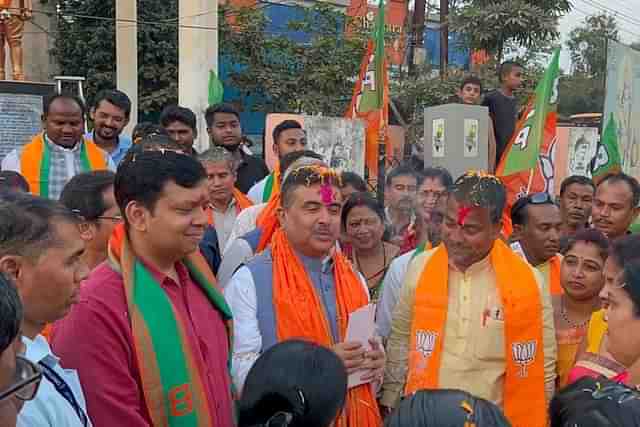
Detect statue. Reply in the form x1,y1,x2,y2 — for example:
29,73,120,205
0,0,32,81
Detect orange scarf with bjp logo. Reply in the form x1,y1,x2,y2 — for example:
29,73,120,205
207,189,253,225
270,229,382,427
405,240,547,427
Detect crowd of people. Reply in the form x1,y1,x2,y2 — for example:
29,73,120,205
1,74,640,427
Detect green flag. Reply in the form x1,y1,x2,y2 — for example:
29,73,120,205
591,113,622,183
208,70,224,105
496,48,560,176
355,0,386,113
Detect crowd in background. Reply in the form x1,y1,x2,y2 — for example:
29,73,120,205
0,66,640,427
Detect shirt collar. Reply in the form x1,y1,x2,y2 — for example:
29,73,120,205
139,258,190,287
295,250,335,274
212,197,236,214
45,134,82,153
448,248,493,276
22,334,58,366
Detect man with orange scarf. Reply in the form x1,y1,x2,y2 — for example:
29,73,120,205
198,145,253,253
216,150,324,286
50,145,234,426
225,165,384,426
380,172,556,427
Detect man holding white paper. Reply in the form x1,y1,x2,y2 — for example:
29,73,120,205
225,165,384,426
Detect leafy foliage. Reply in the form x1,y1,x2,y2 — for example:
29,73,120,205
52,0,178,115
219,3,367,116
450,0,571,61
566,13,618,77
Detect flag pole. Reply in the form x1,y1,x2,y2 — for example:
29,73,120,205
526,167,534,194
377,120,386,204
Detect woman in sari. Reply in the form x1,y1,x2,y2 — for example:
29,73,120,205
552,229,608,389
569,234,640,385
342,192,400,302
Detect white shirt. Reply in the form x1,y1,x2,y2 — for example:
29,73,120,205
376,250,416,339
18,335,92,427
211,199,239,252
223,203,266,254
225,262,370,392
247,175,269,205
2,143,116,200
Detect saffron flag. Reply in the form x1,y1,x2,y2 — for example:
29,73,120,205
496,48,560,236
345,0,391,181
591,113,622,184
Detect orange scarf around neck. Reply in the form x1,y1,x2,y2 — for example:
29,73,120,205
255,193,281,252
406,240,547,427
549,254,563,296
270,229,382,427
207,188,253,226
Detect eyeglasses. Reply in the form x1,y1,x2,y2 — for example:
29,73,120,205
0,356,42,402
96,215,123,223
510,192,555,219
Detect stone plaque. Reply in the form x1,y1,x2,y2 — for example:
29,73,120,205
0,81,55,163
0,94,43,160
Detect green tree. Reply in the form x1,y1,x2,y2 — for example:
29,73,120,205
566,13,618,77
219,3,367,116
52,0,178,116
450,0,571,62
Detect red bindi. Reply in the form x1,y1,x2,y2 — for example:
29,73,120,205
457,205,472,226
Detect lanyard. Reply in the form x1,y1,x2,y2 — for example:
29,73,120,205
39,362,89,427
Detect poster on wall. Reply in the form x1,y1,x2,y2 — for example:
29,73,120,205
566,127,599,178
302,116,366,176
603,40,640,179
463,119,479,158
432,118,445,158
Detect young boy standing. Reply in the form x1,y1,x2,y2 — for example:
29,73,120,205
458,76,497,173
482,61,523,168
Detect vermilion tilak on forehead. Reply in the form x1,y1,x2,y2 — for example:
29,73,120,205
319,181,335,205
457,205,473,226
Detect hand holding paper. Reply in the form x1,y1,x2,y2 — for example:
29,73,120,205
344,304,380,388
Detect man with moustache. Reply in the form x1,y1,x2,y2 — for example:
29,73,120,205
2,94,114,199
511,193,564,295
86,90,133,165
382,172,556,427
205,103,269,193
558,176,595,244
384,165,418,245
225,165,384,426
400,168,453,254
592,173,640,241
0,194,91,426
51,145,235,426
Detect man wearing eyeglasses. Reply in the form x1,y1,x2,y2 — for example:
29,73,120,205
0,273,41,427
400,168,453,254
60,171,119,271
510,192,563,296
0,194,91,427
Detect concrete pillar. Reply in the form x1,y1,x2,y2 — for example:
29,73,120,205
179,0,218,153
115,0,138,135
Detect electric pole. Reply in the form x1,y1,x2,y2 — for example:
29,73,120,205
439,0,448,79
408,0,426,76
